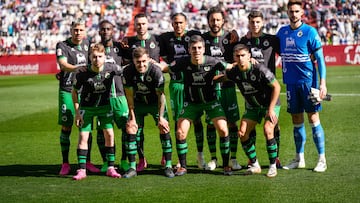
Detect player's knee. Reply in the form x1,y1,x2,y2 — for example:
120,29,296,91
176,128,187,140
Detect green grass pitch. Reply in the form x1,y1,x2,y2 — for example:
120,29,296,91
0,66,359,202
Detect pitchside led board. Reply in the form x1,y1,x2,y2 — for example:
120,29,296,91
0,44,360,76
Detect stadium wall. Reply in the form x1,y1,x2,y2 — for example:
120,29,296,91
0,44,360,76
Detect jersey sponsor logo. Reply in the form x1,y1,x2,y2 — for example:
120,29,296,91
76,53,87,66
250,47,264,61
174,44,187,56
242,82,258,94
210,46,223,57
285,37,296,48
192,72,205,84
137,82,150,93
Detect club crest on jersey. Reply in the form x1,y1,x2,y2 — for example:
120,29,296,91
297,31,303,37
105,72,111,79
185,36,190,42
251,75,257,81
114,47,119,53
204,66,211,71
170,61,176,66
223,38,229,45
150,42,156,49
146,75,152,82
263,40,269,47
84,46,88,51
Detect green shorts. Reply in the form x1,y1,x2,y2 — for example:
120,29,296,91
169,81,184,122
134,102,169,127
180,100,225,122
110,95,129,129
220,86,240,123
80,105,113,132
242,105,281,124
58,90,75,127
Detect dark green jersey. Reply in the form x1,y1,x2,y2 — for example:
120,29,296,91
225,63,280,108
123,34,160,62
202,30,236,88
159,30,201,81
239,33,280,74
56,38,90,92
104,41,125,97
73,63,122,107
122,63,165,105
169,56,227,104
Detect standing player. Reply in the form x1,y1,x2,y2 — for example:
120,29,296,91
158,12,206,169
122,47,174,178
159,35,233,176
277,0,327,172
214,44,281,177
239,10,282,168
56,18,99,176
97,20,129,172
72,43,122,180
202,6,241,171
121,13,161,171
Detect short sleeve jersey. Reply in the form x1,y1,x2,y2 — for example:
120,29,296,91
73,63,122,107
104,41,125,97
122,63,165,105
226,63,279,108
202,30,236,88
158,30,201,81
276,23,322,85
239,33,279,74
56,38,90,92
123,34,160,62
169,56,227,104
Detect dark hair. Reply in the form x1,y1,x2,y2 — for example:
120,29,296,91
171,12,187,21
248,10,264,20
132,46,148,59
99,19,114,28
188,35,205,47
233,43,250,53
287,0,303,8
206,6,224,21
134,13,147,20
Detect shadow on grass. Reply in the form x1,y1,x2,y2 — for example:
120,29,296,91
0,163,283,177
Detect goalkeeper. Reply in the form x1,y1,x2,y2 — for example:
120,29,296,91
277,0,328,173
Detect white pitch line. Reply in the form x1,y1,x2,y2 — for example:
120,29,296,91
235,90,360,97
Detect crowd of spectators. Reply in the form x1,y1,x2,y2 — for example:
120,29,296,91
1,0,359,56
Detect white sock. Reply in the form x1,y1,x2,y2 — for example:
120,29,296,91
296,153,305,161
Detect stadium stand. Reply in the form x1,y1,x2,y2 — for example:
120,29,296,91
0,0,359,56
